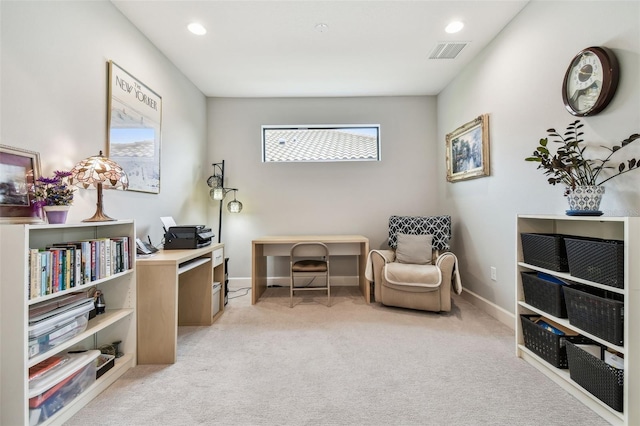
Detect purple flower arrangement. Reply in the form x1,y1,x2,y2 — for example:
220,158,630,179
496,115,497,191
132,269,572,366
33,170,75,207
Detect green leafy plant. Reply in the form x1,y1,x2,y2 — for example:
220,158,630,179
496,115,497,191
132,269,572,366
525,120,640,193
33,170,75,207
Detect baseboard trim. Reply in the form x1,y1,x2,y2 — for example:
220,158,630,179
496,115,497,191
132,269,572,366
459,288,515,330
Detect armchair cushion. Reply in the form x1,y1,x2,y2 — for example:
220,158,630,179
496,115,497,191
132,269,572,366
384,262,441,288
396,233,432,265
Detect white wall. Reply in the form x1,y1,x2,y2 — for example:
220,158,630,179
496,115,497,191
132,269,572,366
207,96,439,279
0,0,208,245
437,0,640,314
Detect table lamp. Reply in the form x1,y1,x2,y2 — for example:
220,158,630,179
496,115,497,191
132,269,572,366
69,151,129,222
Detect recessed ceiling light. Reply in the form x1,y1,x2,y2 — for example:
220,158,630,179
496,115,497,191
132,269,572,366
188,22,207,36
445,21,464,34
315,23,329,33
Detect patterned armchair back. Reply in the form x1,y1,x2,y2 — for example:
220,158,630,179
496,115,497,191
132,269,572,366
388,215,451,251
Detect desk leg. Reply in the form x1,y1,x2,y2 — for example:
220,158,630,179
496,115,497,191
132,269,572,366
252,242,267,304
137,264,178,364
359,241,370,303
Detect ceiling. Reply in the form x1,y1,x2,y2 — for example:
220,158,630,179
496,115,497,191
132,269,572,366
111,1,529,98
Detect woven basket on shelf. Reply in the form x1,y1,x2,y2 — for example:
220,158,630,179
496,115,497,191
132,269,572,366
564,286,624,346
566,341,623,412
520,233,569,272
521,272,567,318
565,237,624,289
520,315,591,369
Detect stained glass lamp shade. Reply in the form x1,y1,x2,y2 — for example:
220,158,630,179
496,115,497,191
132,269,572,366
69,151,129,222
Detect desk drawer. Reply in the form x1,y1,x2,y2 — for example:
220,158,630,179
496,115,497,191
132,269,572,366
213,248,224,267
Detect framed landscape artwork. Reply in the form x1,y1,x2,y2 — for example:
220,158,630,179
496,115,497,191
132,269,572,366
445,114,490,182
0,145,43,223
107,60,162,194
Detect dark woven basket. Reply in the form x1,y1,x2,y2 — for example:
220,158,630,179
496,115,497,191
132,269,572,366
565,237,624,289
520,315,591,368
564,286,624,345
520,233,569,272
521,272,567,318
566,341,623,412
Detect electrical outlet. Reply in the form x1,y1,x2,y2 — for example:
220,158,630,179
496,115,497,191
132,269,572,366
490,267,497,281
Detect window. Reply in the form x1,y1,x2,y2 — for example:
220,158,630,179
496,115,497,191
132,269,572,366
262,125,381,163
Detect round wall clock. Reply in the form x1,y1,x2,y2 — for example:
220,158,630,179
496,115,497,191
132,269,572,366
562,46,619,117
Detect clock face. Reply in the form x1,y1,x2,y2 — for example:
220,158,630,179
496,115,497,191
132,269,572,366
562,47,619,117
565,51,602,114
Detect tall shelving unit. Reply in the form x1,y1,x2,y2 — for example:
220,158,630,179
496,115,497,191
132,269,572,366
0,220,137,425
515,214,639,425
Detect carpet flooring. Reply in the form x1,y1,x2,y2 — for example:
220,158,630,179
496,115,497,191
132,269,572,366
66,286,609,425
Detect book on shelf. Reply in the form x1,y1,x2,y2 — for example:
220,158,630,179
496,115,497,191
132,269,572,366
50,244,79,289
40,251,49,297
29,249,41,300
27,236,132,299
102,238,111,278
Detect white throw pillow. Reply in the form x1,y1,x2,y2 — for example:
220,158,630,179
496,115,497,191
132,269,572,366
396,233,433,265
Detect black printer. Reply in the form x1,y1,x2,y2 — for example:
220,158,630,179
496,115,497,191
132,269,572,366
164,225,214,249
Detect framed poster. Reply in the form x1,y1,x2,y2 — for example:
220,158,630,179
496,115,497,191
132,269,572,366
107,61,162,194
0,145,43,223
445,114,490,182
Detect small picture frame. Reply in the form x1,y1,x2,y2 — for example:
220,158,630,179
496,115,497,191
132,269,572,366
445,114,490,182
0,145,43,223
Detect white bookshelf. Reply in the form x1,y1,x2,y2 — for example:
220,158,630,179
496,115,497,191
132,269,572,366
0,220,137,425
515,215,639,425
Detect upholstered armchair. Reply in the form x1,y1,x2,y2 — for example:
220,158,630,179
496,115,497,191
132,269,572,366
367,215,461,312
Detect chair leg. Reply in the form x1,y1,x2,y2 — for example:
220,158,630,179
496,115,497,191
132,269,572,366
290,275,294,308
327,273,331,307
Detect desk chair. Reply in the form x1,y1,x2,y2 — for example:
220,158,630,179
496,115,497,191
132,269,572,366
290,242,330,307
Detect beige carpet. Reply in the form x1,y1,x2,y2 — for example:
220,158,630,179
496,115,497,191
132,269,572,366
66,286,608,425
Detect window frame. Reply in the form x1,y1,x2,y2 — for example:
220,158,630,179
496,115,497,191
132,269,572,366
261,124,381,163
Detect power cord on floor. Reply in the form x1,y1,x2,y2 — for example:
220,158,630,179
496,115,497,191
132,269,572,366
228,287,251,299
268,277,318,288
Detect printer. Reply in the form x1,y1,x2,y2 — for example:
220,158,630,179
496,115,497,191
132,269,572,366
164,225,214,250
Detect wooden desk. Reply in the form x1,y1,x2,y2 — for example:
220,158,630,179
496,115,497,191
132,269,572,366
252,235,370,304
136,243,224,364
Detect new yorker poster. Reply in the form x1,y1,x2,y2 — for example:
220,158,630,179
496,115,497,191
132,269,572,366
107,61,162,194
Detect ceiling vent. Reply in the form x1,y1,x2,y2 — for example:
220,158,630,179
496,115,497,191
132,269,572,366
428,42,468,60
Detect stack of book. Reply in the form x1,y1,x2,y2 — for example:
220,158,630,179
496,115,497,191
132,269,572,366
28,236,131,299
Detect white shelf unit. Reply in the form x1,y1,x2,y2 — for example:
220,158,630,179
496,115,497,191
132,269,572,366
0,220,137,425
515,215,639,426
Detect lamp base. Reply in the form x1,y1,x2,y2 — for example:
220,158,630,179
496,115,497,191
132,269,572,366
82,182,116,222
82,211,116,222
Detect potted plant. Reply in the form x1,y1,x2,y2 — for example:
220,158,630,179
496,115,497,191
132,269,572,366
33,170,75,223
525,120,640,214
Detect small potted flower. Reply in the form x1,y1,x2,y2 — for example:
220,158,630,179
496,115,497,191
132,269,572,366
525,120,639,214
33,170,75,223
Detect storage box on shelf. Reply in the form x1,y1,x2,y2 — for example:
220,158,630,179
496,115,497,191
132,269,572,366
521,272,568,318
0,221,137,426
28,350,100,426
520,233,570,272
564,285,624,346
520,314,591,368
28,299,94,359
565,237,625,288
516,215,638,426
566,341,624,413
